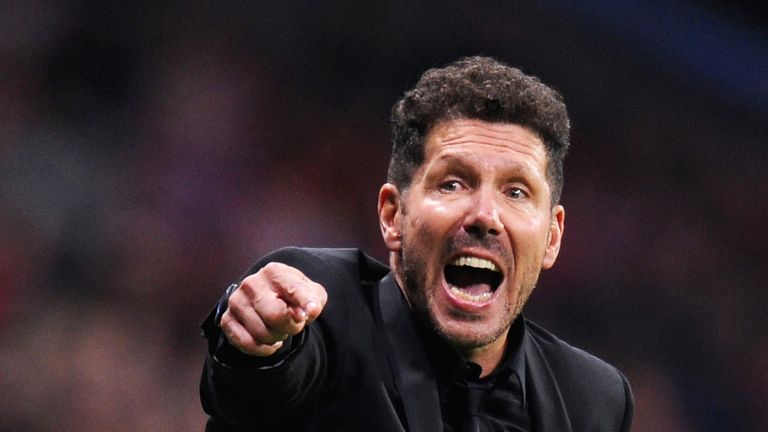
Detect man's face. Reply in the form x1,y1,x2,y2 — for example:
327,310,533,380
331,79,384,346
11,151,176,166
379,118,564,354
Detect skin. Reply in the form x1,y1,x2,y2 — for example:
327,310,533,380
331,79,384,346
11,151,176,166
220,118,564,379
219,262,327,357
378,118,564,376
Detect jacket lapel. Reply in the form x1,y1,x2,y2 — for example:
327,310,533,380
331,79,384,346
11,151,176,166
524,327,573,432
377,274,573,432
377,274,443,432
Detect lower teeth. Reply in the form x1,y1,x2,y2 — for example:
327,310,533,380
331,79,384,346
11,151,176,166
449,285,492,302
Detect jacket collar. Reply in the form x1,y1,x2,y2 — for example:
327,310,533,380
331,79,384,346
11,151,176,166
523,324,573,432
377,272,573,432
377,273,443,431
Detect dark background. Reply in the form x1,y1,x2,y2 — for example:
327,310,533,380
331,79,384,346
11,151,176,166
1,1,766,430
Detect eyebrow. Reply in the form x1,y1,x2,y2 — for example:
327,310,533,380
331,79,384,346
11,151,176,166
434,152,536,177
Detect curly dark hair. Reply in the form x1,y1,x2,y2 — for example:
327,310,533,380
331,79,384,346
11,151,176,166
388,56,571,205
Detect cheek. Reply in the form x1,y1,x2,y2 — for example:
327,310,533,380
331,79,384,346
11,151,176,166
425,197,464,218
405,216,439,254
401,204,458,280
407,200,462,236
506,219,551,258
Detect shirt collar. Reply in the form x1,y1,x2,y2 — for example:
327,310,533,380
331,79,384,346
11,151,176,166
416,315,528,407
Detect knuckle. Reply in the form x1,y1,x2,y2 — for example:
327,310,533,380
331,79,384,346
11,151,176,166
283,281,298,296
222,323,244,347
260,261,284,276
227,296,250,317
266,313,302,336
259,306,289,327
234,280,257,300
219,309,232,325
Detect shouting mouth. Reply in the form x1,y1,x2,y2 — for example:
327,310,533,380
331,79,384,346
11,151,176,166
444,255,504,304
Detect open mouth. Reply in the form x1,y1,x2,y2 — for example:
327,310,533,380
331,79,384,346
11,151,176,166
444,256,503,303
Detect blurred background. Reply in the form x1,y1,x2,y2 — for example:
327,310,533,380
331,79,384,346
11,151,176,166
1,0,766,430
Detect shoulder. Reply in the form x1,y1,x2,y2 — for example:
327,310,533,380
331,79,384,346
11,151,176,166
524,319,634,430
243,247,390,286
525,319,622,377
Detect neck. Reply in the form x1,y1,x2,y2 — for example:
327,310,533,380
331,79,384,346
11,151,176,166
461,330,509,377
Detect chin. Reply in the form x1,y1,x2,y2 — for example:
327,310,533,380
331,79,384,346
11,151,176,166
430,308,511,351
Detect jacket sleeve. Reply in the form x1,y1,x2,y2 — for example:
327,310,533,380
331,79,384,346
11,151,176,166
618,370,634,432
199,249,330,430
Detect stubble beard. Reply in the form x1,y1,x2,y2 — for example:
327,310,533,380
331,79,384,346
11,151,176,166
398,235,539,352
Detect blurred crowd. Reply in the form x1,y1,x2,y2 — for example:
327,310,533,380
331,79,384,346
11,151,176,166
0,1,766,431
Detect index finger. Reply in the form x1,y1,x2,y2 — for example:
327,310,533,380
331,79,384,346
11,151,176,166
260,262,326,321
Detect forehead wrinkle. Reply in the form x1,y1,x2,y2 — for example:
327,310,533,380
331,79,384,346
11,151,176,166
433,125,547,164
433,150,542,181
431,135,547,174
439,139,545,165
420,120,551,190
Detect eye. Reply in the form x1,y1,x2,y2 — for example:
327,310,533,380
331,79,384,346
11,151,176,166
505,187,526,200
439,179,463,193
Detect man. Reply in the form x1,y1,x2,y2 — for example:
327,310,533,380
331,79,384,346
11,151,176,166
200,56,634,431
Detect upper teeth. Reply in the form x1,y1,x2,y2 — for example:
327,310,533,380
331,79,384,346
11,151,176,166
450,256,499,272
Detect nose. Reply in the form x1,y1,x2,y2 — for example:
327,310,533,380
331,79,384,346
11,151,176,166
464,187,504,237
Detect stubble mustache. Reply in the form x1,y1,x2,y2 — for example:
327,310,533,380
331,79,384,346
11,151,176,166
441,232,513,268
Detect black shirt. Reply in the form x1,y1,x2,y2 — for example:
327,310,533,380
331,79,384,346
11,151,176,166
418,317,530,432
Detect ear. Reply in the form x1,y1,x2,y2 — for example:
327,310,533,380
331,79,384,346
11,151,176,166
542,204,565,269
378,183,403,253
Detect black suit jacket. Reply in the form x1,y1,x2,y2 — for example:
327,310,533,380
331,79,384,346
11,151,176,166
200,247,634,431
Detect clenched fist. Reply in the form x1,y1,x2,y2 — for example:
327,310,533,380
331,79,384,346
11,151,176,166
219,262,328,357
